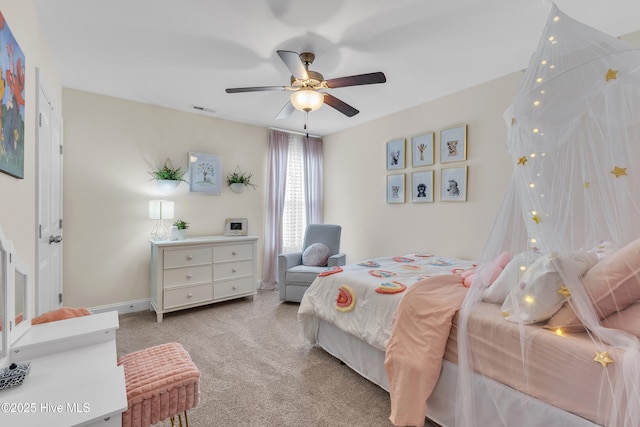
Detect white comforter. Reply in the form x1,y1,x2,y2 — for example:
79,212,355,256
297,254,476,351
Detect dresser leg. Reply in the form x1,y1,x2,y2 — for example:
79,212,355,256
157,312,163,323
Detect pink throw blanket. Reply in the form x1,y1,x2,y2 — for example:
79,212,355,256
385,274,468,427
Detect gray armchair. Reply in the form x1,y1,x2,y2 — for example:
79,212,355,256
278,224,346,303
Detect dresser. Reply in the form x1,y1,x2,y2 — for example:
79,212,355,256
150,235,258,322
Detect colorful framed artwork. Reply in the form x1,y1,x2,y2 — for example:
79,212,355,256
411,132,434,167
386,138,406,170
440,124,467,164
441,166,468,202
188,152,222,194
0,11,26,179
387,174,405,204
411,170,434,203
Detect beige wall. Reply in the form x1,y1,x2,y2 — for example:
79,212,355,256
323,73,522,262
0,1,62,314
62,89,268,307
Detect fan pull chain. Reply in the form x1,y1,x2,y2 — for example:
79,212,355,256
305,111,309,138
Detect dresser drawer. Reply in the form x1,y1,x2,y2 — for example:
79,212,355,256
213,243,253,262
164,283,214,309
164,264,212,287
214,277,255,299
164,247,212,268
214,259,253,281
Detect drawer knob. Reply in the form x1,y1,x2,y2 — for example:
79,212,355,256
232,268,237,273
186,273,193,279
232,251,237,256
232,285,237,290
187,255,193,260
187,293,193,298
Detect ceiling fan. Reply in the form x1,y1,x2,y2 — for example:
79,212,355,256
225,50,387,119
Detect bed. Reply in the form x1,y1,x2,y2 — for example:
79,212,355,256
297,251,629,427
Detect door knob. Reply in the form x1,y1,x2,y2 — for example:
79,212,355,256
49,235,63,244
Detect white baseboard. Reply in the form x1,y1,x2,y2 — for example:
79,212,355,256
89,298,150,315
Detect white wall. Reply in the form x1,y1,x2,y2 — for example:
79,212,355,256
0,1,62,314
62,89,268,307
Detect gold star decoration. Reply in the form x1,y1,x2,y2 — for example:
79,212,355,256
610,166,627,178
584,181,591,188
605,69,618,82
532,215,541,224
558,285,571,299
517,156,528,166
594,351,614,368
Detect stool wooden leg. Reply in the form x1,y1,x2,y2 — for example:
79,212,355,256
184,411,189,427
170,416,175,427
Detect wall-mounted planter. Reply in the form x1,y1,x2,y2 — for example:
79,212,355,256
229,183,246,193
157,179,181,192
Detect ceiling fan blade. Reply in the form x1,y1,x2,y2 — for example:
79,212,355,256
226,86,288,93
276,101,295,120
277,50,308,80
323,94,359,117
325,72,386,89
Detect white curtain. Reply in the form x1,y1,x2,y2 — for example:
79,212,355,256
261,130,323,289
260,130,289,290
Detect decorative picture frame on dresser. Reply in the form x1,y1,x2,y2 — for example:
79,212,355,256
188,152,222,194
224,218,248,236
411,132,434,167
440,124,467,163
387,138,406,170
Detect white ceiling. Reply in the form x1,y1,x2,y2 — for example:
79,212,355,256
32,0,640,137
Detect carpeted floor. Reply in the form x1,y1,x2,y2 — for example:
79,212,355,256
116,289,440,427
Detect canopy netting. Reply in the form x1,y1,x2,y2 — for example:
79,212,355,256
457,3,640,426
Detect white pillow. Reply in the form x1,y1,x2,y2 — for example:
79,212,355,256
502,250,598,324
483,252,540,304
302,243,331,266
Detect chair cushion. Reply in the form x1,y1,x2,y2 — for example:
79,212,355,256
302,243,331,266
287,265,326,285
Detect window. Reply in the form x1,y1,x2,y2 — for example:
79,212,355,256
282,135,306,253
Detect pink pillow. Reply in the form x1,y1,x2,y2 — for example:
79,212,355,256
548,238,640,330
32,307,91,325
601,301,640,338
463,251,509,288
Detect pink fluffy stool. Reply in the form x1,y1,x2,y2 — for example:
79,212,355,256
118,342,201,427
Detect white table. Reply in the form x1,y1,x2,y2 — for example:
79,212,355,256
0,311,127,426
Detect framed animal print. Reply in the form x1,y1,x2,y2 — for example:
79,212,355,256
412,132,434,167
411,170,434,203
440,124,467,163
386,138,406,170
387,174,405,204
441,166,467,202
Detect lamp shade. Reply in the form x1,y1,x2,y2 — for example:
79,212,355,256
149,199,174,220
290,90,324,112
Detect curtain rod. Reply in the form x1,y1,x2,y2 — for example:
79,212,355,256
269,127,322,139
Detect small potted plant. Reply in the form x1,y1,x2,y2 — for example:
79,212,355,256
226,166,257,193
149,161,188,191
172,219,189,240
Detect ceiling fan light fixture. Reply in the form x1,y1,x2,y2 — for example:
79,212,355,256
290,89,324,112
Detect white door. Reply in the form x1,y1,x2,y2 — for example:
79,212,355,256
36,78,63,315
